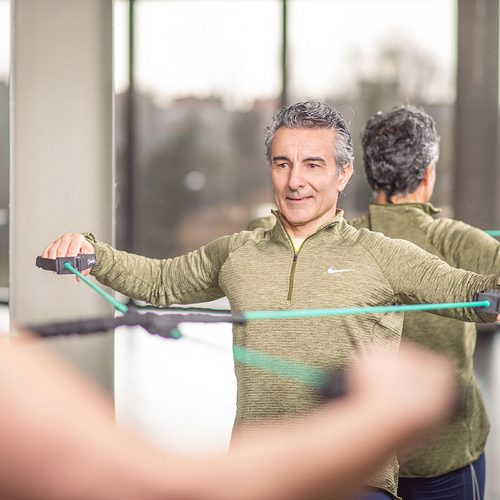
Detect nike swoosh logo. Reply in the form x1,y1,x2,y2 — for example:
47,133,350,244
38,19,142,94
327,268,353,275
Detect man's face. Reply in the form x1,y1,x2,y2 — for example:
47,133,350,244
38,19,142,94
270,127,353,237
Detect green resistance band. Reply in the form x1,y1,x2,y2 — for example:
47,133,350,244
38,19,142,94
233,345,326,388
65,262,490,322
243,300,491,321
65,262,323,386
64,263,184,338
486,230,500,237
64,263,128,314
63,262,492,388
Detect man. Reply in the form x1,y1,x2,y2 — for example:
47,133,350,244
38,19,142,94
350,105,500,500
0,335,457,500
41,100,500,499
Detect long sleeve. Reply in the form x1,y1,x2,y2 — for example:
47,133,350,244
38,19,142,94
85,233,237,306
362,233,500,323
429,219,500,275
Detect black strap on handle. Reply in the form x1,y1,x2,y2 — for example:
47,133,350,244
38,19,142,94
474,289,500,314
36,254,97,274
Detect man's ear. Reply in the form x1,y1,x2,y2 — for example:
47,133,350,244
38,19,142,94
338,163,354,192
423,163,435,186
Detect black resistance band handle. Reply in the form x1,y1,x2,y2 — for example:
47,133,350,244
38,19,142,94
36,254,97,274
474,289,500,314
28,310,246,339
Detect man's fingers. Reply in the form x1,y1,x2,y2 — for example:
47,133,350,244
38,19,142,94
66,234,87,257
58,233,81,257
41,245,51,258
47,242,60,260
82,240,95,255
55,239,71,258
42,233,95,261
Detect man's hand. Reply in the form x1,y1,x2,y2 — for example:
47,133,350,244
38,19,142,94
42,233,95,278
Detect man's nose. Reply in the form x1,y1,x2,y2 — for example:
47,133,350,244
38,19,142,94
288,166,305,191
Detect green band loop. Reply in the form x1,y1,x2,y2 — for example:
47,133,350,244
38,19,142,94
62,262,493,388
64,263,129,314
486,230,500,237
233,345,326,387
243,300,491,321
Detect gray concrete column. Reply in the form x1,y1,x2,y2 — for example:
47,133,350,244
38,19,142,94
10,0,114,392
455,0,499,229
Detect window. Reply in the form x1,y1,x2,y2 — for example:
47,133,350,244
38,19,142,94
289,0,456,215
116,0,281,258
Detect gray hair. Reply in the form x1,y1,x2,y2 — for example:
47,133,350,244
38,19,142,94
265,100,354,172
361,105,440,200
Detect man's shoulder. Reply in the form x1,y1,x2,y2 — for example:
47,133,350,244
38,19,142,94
338,222,432,286
341,219,406,252
246,215,276,231
227,227,270,244
348,213,370,230
348,222,430,257
204,228,270,256
345,207,445,255
426,216,487,245
426,216,500,266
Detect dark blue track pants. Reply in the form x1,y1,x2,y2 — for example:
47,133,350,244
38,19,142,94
357,490,393,500
397,453,485,500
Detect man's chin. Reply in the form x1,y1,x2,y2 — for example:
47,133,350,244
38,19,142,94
279,212,310,227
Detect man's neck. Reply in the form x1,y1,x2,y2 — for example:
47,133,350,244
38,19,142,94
279,211,339,239
375,190,428,205
281,221,316,239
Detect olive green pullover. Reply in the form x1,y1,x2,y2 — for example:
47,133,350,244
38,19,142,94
350,202,500,478
85,211,499,498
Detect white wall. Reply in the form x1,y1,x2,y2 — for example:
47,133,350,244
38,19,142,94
115,298,236,455
10,0,114,391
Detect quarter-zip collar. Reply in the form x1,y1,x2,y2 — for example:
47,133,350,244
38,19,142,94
270,208,346,251
268,209,347,302
369,202,441,217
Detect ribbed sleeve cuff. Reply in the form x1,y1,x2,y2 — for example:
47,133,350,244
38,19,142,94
82,232,109,278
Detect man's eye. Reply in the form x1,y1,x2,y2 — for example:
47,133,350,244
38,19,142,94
308,163,320,169
277,163,289,169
